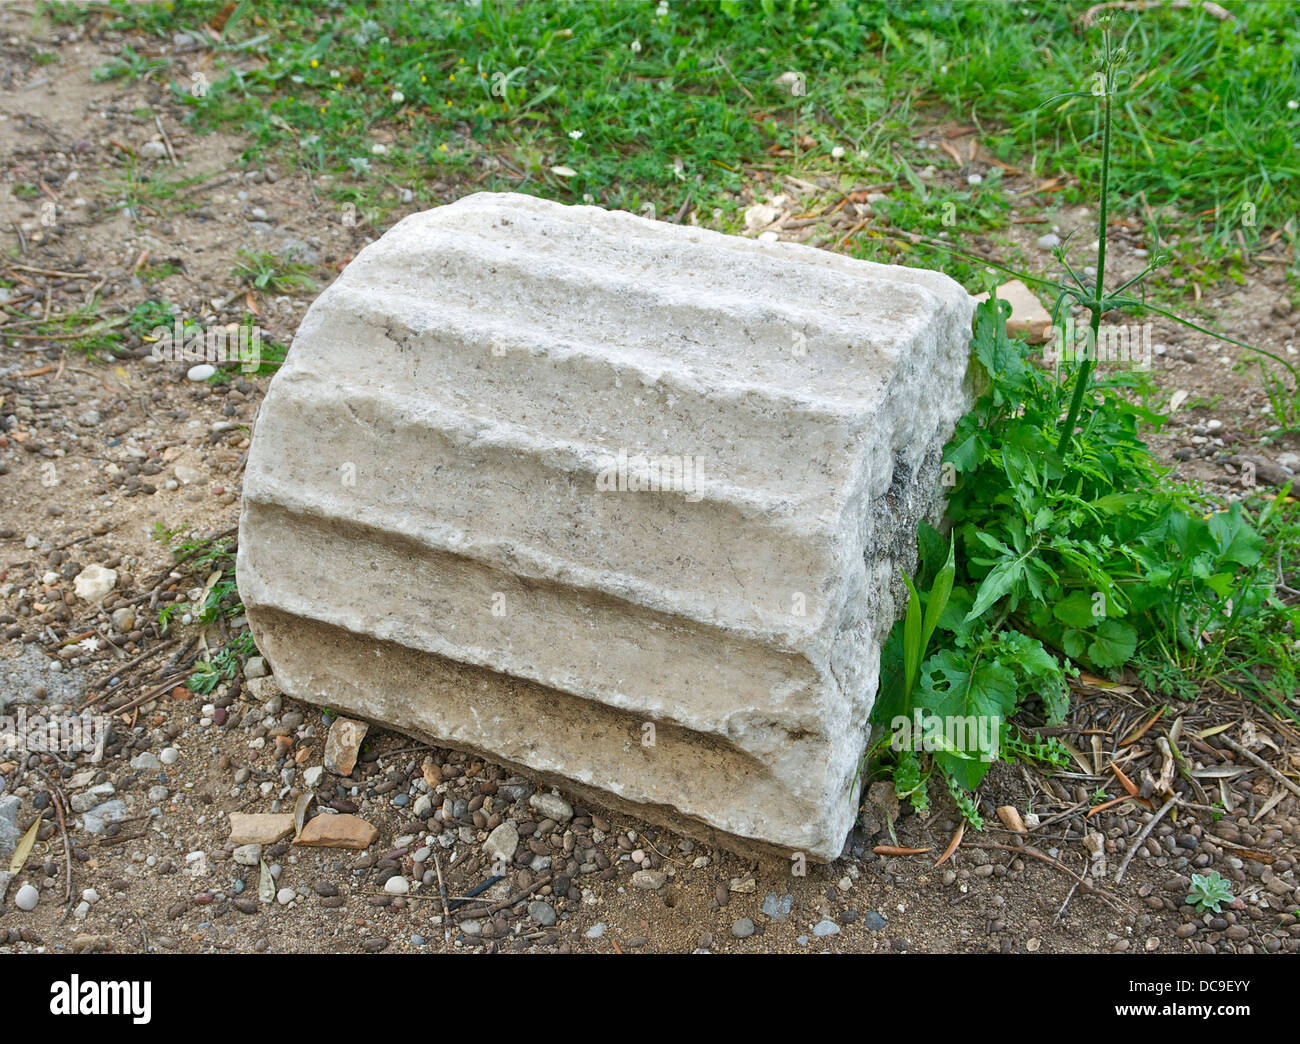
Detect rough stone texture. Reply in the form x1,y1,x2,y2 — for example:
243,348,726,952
294,813,379,850
238,192,973,861
323,716,368,776
0,794,21,862
228,813,296,845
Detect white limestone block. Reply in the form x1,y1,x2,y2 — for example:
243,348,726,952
237,192,973,860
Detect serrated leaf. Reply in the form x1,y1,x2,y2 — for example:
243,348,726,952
1087,619,1138,668
1062,627,1088,660
915,649,1016,790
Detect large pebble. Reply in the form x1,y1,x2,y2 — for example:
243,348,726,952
528,792,573,823
73,564,117,603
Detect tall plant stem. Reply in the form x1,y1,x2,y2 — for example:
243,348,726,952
1056,48,1113,458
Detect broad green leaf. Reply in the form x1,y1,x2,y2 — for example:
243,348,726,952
966,555,1023,620
1062,627,1089,660
945,433,980,474
1092,492,1143,514
1208,505,1264,567
1088,619,1138,668
920,536,956,659
870,625,909,726
915,649,1017,790
1052,590,1099,629
1205,572,1237,598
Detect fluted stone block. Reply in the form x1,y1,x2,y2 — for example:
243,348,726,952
237,192,973,861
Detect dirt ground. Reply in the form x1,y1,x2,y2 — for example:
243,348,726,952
1,7,1298,955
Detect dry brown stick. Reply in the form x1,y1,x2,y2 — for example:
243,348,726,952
433,851,451,945
88,638,180,693
454,872,552,921
1115,794,1179,885
1220,735,1300,801
154,114,178,166
6,262,100,279
967,842,1131,914
1054,878,1082,925
31,769,74,918
104,673,190,716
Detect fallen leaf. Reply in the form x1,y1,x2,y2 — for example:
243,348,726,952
1110,762,1139,797
9,815,42,875
1120,707,1164,747
934,821,965,866
995,806,1026,832
294,792,315,837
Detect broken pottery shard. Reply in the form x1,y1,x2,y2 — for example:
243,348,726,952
228,813,296,845
294,813,378,850
323,716,368,776
238,192,974,861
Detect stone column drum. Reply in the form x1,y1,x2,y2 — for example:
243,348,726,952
236,192,973,861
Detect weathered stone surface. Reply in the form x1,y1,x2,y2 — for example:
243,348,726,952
238,192,973,861
228,813,296,845
294,813,378,850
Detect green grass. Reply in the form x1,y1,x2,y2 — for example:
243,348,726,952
231,249,316,294
91,41,170,82
77,0,1297,287
99,154,212,222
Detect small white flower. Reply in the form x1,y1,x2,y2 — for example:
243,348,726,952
78,636,102,654
582,193,595,203
656,1,668,16
630,39,642,53
391,90,405,104
568,129,583,140
830,145,845,160
1289,99,1300,110
371,143,389,156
